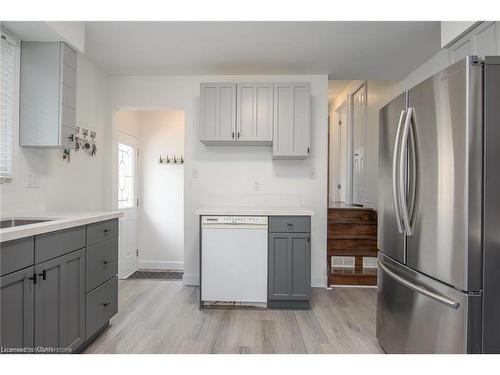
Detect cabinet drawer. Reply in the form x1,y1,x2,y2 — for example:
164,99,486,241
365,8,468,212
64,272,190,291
35,226,86,264
268,216,311,233
86,276,118,339
1,237,34,276
61,43,77,70
87,219,118,246
86,238,118,292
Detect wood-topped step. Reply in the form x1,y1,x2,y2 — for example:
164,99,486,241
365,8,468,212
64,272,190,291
328,208,377,223
328,267,377,286
328,223,377,237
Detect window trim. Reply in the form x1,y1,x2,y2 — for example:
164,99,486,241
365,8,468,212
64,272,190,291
0,27,20,184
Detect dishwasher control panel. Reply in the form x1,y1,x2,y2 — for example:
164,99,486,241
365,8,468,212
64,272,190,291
202,216,268,225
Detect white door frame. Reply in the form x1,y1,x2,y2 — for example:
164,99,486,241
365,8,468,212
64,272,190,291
117,130,139,278
347,81,367,206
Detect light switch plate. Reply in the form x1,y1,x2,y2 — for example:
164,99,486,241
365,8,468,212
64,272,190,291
192,168,199,178
253,181,261,191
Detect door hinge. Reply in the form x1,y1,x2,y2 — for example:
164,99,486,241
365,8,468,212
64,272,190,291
136,197,140,206
136,249,139,257
137,148,140,157
338,120,342,126
337,184,342,189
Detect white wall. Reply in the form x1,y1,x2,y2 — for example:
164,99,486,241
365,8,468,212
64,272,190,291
137,111,185,270
1,53,109,216
106,75,329,287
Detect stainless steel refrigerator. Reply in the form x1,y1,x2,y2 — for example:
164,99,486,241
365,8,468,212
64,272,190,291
377,56,500,354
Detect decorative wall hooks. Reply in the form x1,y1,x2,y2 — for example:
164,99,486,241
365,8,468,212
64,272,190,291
62,126,98,163
159,154,184,165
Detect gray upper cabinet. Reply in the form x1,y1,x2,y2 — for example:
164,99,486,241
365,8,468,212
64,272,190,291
200,83,237,144
273,83,311,158
34,248,85,352
236,83,273,144
20,41,77,148
0,267,35,351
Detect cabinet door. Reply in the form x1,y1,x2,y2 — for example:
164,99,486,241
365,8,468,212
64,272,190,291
0,267,35,350
289,233,311,299
268,233,311,300
273,83,311,158
268,233,291,299
237,83,273,143
200,83,236,143
35,249,85,352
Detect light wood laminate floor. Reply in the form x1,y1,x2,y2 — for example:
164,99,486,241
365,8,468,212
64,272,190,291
84,280,383,354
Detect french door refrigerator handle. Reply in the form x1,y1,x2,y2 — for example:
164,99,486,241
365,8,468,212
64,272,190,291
378,260,459,309
399,107,413,235
408,109,418,232
392,109,406,234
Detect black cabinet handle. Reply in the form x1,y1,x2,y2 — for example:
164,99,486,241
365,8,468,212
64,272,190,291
38,270,47,280
103,260,109,265
29,274,37,285
237,132,240,139
103,229,110,233
232,132,235,139
102,303,111,308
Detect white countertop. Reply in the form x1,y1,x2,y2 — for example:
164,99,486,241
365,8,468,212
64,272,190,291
0,211,124,242
195,206,314,216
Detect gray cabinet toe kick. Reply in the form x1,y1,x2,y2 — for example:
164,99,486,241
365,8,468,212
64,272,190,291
0,218,119,353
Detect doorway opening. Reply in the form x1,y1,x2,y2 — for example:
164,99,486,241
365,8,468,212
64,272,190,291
327,81,377,288
328,81,367,208
115,110,185,279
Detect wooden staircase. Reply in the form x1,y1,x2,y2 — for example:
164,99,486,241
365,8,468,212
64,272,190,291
327,207,378,286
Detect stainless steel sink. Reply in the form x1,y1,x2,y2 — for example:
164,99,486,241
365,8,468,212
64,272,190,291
0,218,53,229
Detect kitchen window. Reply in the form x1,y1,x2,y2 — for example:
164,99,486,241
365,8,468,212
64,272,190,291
0,28,19,183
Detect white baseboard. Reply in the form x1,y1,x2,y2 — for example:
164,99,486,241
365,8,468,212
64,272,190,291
311,276,327,288
138,261,184,271
182,273,199,286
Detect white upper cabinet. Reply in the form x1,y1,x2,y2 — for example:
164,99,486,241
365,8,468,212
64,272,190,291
236,83,273,144
20,42,77,148
272,83,311,159
449,22,500,64
199,81,311,158
199,83,237,144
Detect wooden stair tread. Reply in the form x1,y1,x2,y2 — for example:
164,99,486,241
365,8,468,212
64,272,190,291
328,267,378,286
328,220,377,224
330,267,377,276
329,235,376,240
328,249,378,257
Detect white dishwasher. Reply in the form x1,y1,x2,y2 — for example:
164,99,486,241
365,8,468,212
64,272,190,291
201,216,268,308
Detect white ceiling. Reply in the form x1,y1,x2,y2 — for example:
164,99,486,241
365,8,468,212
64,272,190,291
84,21,441,79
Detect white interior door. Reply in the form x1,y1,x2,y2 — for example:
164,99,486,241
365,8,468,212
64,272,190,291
118,131,139,278
352,85,366,206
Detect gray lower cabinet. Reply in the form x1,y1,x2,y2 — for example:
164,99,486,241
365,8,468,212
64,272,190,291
0,267,35,351
34,248,85,352
268,216,311,309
